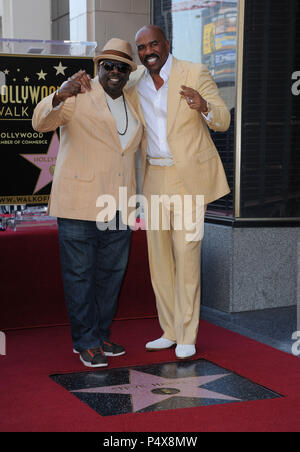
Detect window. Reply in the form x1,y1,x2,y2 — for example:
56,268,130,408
240,0,300,218
153,0,238,218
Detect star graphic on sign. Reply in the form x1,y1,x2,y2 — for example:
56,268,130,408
54,61,68,76
20,132,60,194
37,69,47,80
24,76,30,83
72,370,240,412
4,69,9,75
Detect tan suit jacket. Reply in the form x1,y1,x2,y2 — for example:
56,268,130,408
32,77,146,222
129,57,231,205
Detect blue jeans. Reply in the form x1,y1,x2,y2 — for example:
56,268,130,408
57,213,132,352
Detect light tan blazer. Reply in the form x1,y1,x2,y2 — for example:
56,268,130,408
129,57,231,205
32,77,146,222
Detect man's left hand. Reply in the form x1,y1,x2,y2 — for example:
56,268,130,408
180,86,208,114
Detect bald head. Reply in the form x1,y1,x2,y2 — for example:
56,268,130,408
135,25,167,42
135,25,170,74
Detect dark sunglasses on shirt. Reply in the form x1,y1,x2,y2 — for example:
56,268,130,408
101,61,131,74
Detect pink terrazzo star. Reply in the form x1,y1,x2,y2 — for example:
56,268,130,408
20,132,59,194
72,369,240,412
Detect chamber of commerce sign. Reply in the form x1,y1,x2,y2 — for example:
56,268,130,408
0,55,94,205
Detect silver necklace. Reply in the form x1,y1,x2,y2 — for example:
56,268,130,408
106,94,129,136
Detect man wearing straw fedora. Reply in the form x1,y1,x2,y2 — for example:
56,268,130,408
33,39,146,368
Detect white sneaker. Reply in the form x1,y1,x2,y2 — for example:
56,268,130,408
175,344,196,359
146,337,176,351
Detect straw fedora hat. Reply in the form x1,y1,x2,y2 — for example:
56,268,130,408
94,38,137,72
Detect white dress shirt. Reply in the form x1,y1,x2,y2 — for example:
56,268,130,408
137,53,174,165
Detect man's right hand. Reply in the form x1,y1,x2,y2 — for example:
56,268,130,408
52,70,92,107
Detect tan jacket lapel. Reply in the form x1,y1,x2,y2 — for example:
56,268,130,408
123,90,143,152
88,77,121,150
167,57,188,137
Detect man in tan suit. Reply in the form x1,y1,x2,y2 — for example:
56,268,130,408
33,39,146,368
131,25,230,359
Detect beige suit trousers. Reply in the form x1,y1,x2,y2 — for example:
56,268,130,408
143,163,205,345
